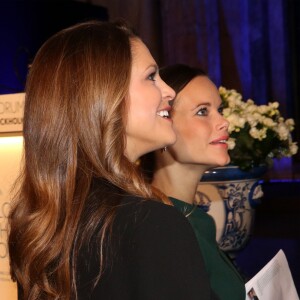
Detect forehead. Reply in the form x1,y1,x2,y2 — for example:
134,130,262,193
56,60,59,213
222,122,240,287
130,39,156,69
175,76,221,108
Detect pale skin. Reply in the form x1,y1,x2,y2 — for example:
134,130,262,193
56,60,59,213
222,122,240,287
125,39,176,162
152,76,230,204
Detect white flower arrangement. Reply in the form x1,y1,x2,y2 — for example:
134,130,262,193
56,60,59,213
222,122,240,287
219,86,298,170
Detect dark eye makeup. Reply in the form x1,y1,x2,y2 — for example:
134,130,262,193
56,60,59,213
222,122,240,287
148,72,156,81
218,105,224,115
196,106,208,116
196,103,223,116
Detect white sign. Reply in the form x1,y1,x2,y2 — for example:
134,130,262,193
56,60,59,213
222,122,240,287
0,136,22,299
0,93,25,133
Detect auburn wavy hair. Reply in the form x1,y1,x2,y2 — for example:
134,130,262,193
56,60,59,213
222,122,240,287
8,20,165,300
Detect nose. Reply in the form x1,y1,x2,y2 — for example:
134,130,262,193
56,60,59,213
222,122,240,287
160,78,176,102
218,115,229,131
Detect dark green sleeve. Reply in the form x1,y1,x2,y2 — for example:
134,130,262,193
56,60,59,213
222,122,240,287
188,213,246,300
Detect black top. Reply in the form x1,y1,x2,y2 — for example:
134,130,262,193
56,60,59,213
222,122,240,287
75,178,219,299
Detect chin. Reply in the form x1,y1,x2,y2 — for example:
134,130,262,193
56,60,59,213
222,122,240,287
218,158,231,167
164,133,177,146
209,156,230,167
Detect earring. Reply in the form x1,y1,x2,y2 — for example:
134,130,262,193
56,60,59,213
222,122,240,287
161,146,167,153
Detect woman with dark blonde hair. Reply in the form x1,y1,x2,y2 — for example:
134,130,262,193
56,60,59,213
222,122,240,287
8,22,218,299
141,64,246,300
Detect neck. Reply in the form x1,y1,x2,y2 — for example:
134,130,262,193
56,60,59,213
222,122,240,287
152,154,208,205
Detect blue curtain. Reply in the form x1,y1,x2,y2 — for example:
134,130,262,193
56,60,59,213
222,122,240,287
160,0,299,171
161,0,293,113
0,1,108,95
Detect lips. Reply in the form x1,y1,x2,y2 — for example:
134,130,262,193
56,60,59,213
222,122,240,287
209,136,229,145
157,110,170,118
157,106,172,119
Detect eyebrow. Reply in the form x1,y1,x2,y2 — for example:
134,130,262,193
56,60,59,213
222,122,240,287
146,64,158,72
191,101,223,111
191,102,211,111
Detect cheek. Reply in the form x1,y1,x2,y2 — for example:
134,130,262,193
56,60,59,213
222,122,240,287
172,125,199,157
128,96,154,121
177,121,210,146
135,88,161,114
170,124,207,162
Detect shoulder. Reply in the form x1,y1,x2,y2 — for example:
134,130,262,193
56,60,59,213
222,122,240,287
87,178,196,245
78,186,218,299
115,195,203,268
89,178,192,232
112,196,217,299
117,195,196,238
187,207,217,241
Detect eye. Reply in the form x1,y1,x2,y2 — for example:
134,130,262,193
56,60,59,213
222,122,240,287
147,72,156,81
196,107,208,116
218,105,224,115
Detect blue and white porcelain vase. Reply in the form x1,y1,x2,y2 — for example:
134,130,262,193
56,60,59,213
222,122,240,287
195,165,267,255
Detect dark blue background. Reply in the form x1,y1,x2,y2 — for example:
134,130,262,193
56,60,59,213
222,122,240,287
0,1,108,94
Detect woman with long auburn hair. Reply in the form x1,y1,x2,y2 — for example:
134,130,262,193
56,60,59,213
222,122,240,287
8,22,218,299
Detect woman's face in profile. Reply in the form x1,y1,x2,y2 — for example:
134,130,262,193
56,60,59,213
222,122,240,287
169,75,230,168
125,39,176,161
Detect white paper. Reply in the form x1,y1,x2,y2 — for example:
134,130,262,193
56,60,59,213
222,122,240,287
245,249,299,300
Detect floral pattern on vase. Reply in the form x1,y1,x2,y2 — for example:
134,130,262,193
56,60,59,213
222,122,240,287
196,165,267,254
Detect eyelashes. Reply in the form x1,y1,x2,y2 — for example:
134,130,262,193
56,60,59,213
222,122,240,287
147,72,156,81
196,107,208,116
196,105,224,116
218,105,224,115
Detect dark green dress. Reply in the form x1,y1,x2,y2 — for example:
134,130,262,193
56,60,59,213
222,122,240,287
170,197,246,300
